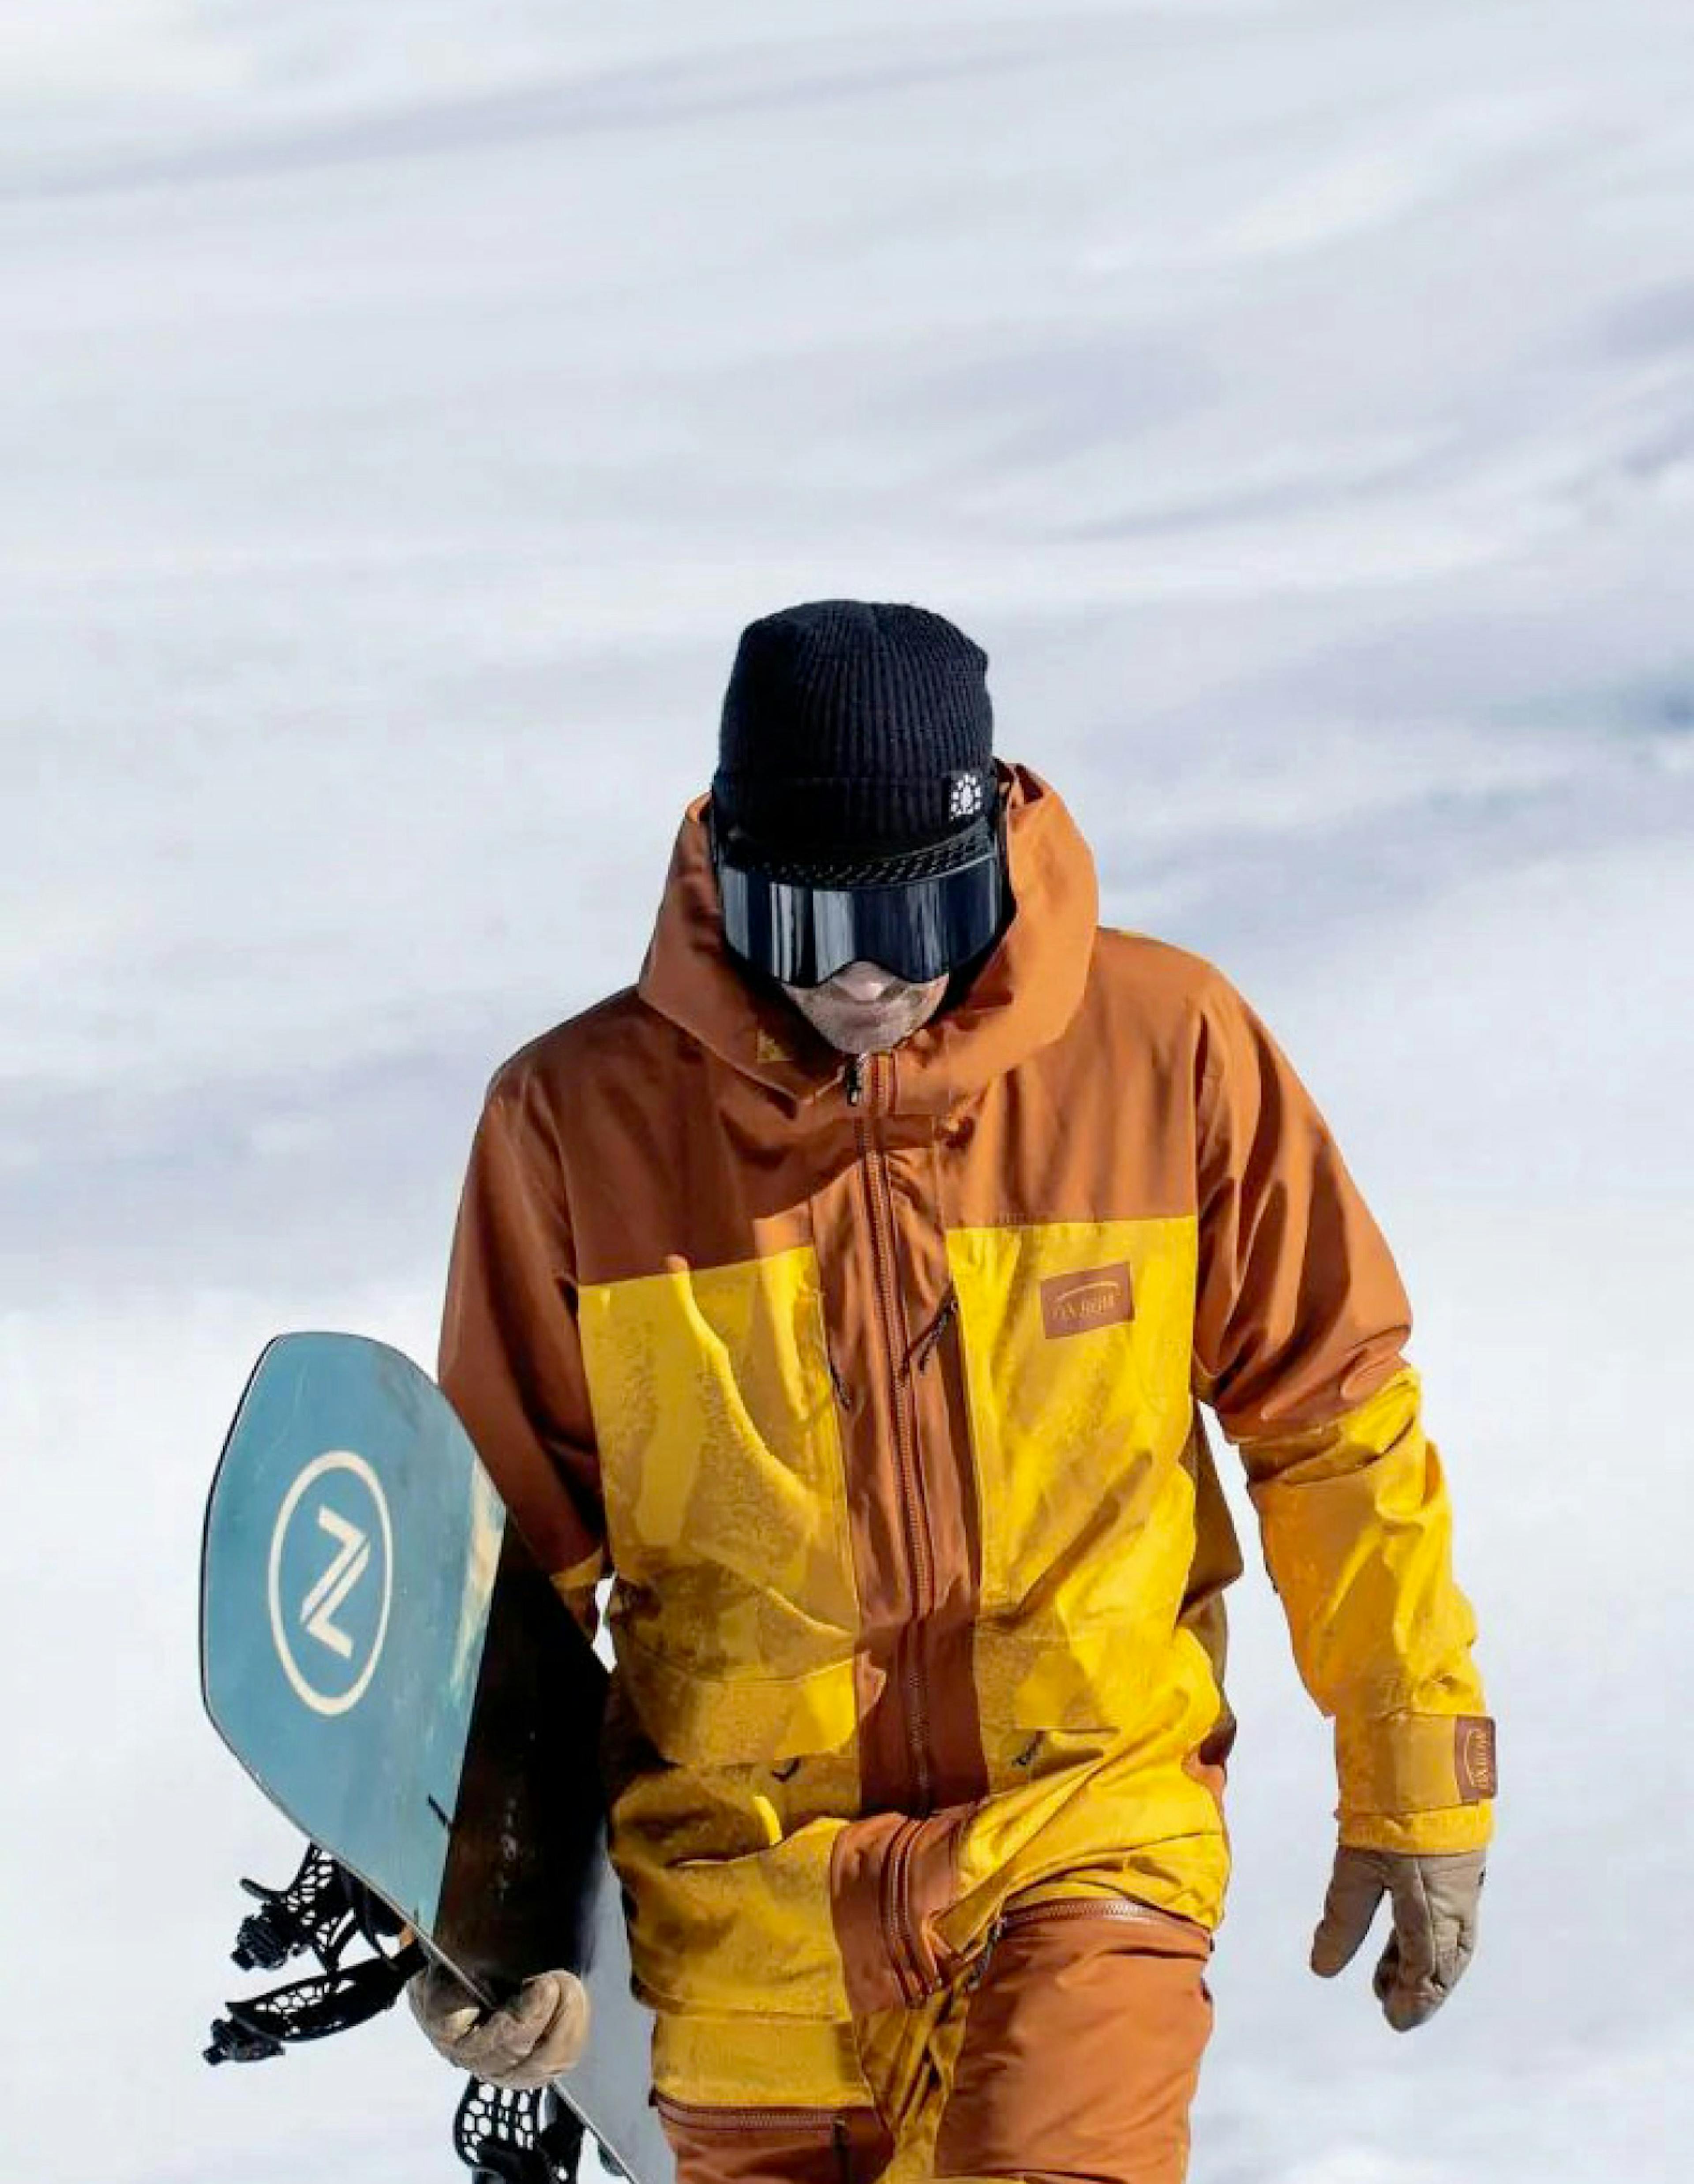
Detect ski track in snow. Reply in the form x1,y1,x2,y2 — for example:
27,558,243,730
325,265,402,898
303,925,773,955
2,4,1691,2179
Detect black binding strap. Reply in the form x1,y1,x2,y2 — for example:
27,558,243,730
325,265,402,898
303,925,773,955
205,1842,422,2064
454,2079,585,2184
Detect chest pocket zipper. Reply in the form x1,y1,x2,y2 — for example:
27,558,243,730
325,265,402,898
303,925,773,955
909,1286,959,1375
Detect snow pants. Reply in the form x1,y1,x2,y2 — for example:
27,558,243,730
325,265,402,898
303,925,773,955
654,1902,1214,2184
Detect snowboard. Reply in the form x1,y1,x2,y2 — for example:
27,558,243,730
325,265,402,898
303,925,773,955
200,1330,674,2184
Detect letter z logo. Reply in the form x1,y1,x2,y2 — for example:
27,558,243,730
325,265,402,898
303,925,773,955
299,1506,370,1660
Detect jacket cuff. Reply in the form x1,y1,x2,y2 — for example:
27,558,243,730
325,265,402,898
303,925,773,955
1335,1710,1497,1853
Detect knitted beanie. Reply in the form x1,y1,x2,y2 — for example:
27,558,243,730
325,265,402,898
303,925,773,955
711,600,996,870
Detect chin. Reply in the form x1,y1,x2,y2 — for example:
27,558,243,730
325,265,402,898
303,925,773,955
826,1008,926,1054
786,983,942,1055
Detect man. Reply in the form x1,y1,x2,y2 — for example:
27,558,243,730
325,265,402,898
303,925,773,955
411,601,1494,2184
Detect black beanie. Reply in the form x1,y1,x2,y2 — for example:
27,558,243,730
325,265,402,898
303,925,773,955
711,599,996,867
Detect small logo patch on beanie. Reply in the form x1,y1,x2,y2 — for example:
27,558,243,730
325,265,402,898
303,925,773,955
948,771,986,820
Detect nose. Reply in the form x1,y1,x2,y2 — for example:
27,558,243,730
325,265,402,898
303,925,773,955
832,960,899,1003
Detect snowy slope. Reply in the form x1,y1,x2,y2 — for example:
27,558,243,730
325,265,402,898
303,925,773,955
2,4,1691,2179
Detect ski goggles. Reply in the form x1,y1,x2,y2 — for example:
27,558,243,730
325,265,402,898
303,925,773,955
713,814,1009,989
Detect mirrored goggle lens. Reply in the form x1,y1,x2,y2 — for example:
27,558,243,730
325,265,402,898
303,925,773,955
718,851,1004,987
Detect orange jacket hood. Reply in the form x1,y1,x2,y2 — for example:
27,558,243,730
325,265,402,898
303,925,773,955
636,760,1101,1116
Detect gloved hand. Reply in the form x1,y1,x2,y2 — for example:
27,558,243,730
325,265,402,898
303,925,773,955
1311,1847,1486,2031
408,1960,590,2087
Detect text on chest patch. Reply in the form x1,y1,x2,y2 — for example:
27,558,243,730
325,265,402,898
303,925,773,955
1039,1262,1135,1339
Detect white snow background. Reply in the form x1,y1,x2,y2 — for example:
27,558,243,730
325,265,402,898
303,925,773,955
2,3,1691,2179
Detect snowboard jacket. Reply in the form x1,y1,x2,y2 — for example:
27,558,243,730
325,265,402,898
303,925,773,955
438,762,1493,2112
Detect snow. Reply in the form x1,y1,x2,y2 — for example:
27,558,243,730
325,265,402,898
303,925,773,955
2,4,1691,2178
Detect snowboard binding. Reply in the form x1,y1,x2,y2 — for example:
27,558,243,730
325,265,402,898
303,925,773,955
205,1840,593,2181
205,1841,424,2062
454,2078,586,2184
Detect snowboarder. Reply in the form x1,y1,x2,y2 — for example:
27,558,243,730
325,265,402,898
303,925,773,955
409,600,1495,2183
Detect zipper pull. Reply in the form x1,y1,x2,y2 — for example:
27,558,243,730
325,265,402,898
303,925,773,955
966,1914,1006,1991
827,1350,855,1410
843,1054,865,1106
911,1287,959,1374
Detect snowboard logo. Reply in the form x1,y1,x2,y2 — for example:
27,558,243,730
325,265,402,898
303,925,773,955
266,1451,394,1717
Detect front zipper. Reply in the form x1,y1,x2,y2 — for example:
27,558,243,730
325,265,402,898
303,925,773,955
854,1050,936,1819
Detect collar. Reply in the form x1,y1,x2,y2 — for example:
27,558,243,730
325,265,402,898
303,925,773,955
635,760,1100,1117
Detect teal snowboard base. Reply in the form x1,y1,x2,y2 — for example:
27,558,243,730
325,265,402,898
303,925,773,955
200,1332,673,2184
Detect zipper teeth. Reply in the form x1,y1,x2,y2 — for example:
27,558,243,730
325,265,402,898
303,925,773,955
997,1898,1194,1933
879,1077,936,1618
877,1821,907,2007
655,2094,846,2132
879,1818,919,2006
966,1897,1193,1993
892,1818,925,2001
856,1052,934,1813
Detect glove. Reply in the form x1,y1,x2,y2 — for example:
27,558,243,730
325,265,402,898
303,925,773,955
408,1960,590,2088
1310,1847,1485,2031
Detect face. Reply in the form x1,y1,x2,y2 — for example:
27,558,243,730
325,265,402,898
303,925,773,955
780,959,949,1055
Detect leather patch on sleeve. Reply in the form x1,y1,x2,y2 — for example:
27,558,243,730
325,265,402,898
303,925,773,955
1040,1262,1134,1339
1454,1715,1498,1802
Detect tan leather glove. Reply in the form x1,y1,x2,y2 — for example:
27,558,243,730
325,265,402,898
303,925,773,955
408,1960,590,2088
1311,1847,1486,2031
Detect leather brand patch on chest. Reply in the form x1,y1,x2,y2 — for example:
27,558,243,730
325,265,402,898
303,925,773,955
1039,1262,1135,1339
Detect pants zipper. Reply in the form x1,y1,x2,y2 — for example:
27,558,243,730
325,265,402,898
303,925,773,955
967,1896,1209,1986
654,2090,863,2181
654,2094,856,2130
